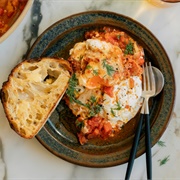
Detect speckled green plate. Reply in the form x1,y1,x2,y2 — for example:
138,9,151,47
26,11,175,167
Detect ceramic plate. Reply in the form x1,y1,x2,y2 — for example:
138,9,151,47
26,11,175,167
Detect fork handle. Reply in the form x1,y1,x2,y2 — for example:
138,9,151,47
125,113,144,180
145,114,152,180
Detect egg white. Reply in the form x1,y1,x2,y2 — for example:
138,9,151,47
102,76,142,128
69,39,123,89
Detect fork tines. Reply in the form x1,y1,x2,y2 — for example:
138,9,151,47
143,62,155,92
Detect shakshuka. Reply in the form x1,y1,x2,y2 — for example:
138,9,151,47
65,26,145,145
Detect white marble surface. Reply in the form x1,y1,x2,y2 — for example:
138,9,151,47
0,0,180,179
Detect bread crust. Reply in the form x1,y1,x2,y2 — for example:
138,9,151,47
1,57,72,138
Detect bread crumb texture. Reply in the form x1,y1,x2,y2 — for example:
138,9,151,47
1,58,71,138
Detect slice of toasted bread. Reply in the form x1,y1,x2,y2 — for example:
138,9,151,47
0,57,72,138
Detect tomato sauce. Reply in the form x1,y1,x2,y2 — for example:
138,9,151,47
77,116,113,145
0,0,28,37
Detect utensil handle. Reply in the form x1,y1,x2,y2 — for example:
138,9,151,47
125,114,144,180
145,114,152,180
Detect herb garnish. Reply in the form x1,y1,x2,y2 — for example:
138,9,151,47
75,120,84,129
157,140,166,147
66,73,78,102
110,101,121,117
86,65,92,69
66,74,84,106
114,101,121,110
117,34,121,40
124,41,134,55
111,108,116,117
86,65,99,75
86,96,102,117
79,55,83,61
158,156,170,166
89,96,96,104
67,80,102,117
93,69,99,76
102,59,115,76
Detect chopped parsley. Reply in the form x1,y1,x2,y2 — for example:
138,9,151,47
102,59,115,76
158,156,170,166
124,41,134,55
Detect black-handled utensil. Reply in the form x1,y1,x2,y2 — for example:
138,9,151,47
125,62,154,180
125,65,164,179
125,112,144,180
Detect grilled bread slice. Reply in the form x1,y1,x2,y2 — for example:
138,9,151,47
0,57,72,138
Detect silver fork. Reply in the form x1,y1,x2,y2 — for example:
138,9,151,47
142,62,156,115
142,62,156,180
125,62,156,180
